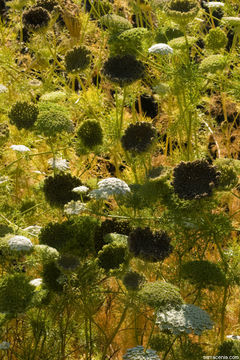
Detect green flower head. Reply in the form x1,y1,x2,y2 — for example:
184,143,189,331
164,0,199,26
77,119,103,149
205,28,227,51
65,46,91,74
138,281,183,310
9,102,39,130
0,273,34,314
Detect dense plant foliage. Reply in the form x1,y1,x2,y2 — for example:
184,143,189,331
0,0,240,358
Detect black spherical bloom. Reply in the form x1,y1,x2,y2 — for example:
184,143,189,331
97,242,128,272
34,0,58,12
57,254,80,272
181,260,226,288
77,120,103,148
94,219,132,253
65,46,91,73
102,55,145,87
122,270,145,291
172,160,220,200
128,227,173,262
8,102,39,130
121,121,156,154
22,6,51,31
135,94,159,119
39,220,76,251
42,261,63,292
43,174,81,208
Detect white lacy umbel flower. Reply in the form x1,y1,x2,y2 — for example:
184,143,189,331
203,1,225,8
156,304,213,336
24,225,42,236
8,235,33,252
30,278,42,287
90,177,131,200
0,84,7,93
222,17,240,28
123,346,160,360
10,145,30,152
226,335,240,341
72,186,89,194
148,43,173,55
0,176,9,185
64,200,87,215
48,157,69,171
0,341,10,350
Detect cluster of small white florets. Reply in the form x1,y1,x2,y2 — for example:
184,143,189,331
89,177,131,200
72,186,89,194
29,278,42,287
156,304,213,335
123,346,160,360
203,1,225,8
0,341,10,350
148,43,173,55
23,225,42,236
48,157,69,171
64,200,87,215
8,235,33,252
0,84,7,94
10,145,30,152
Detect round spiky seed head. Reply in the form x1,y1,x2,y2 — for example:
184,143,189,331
22,6,51,31
97,242,128,272
172,160,220,200
128,227,173,262
122,270,145,291
34,0,58,12
43,174,81,208
9,102,39,130
181,260,226,288
199,54,227,74
35,108,73,137
100,14,132,35
0,273,34,314
164,0,199,26
205,28,227,51
77,120,103,148
121,122,156,154
138,281,183,310
102,55,145,87
65,46,91,73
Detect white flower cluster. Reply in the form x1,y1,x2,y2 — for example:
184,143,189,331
8,235,33,252
222,17,240,27
10,145,30,152
0,84,7,94
89,177,131,199
203,1,225,8
148,43,173,55
24,225,42,236
123,346,160,360
0,341,10,350
226,335,240,341
48,157,69,171
34,244,59,262
64,200,87,215
30,278,42,287
0,176,9,185
72,186,89,194
156,304,213,335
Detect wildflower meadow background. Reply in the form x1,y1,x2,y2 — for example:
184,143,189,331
0,0,240,359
